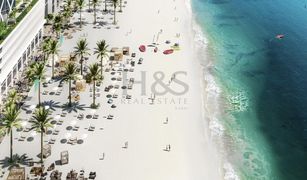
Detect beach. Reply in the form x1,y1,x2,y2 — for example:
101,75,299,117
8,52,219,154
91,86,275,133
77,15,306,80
0,0,224,179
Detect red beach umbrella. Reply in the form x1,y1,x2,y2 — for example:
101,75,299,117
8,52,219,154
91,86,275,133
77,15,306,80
139,45,146,52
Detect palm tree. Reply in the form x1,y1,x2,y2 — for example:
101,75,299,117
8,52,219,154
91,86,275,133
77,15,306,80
76,0,85,28
0,104,21,162
47,39,59,79
86,63,102,108
6,89,21,108
54,23,62,39
62,63,78,107
42,38,51,62
94,40,109,78
92,0,99,24
119,0,123,12
29,107,53,165
74,39,90,76
112,0,119,24
26,63,45,106
46,13,54,25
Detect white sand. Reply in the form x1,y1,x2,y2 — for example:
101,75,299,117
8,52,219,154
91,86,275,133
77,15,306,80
0,0,224,179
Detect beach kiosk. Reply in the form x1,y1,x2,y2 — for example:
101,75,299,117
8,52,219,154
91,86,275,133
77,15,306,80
59,55,70,67
123,47,130,55
114,51,123,61
7,167,25,180
43,144,51,158
61,151,69,165
76,79,86,92
111,47,120,52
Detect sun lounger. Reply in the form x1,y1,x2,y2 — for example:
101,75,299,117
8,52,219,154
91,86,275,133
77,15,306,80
56,120,64,125
73,125,80,131
19,134,26,141
93,114,99,119
68,137,77,145
53,130,60,135
89,172,96,179
49,138,56,144
77,113,84,120
88,125,95,131
23,127,31,132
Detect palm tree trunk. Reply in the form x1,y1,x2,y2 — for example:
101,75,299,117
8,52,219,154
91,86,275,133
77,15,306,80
80,56,83,76
94,5,96,24
113,7,116,24
104,0,107,11
80,8,82,28
10,129,13,161
100,58,103,78
119,0,122,12
38,81,41,106
52,55,55,78
40,131,43,164
93,80,96,106
88,0,91,11
69,80,72,106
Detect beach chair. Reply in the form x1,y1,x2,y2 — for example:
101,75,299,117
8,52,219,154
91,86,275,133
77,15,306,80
73,125,80,131
89,172,96,179
49,138,56,144
93,114,99,119
53,130,60,135
18,134,26,141
68,137,77,145
88,125,95,131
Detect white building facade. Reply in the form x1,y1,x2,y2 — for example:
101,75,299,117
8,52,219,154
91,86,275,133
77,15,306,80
0,0,45,101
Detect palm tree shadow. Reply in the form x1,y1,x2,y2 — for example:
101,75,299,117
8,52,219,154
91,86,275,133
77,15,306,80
62,102,87,113
41,100,61,111
0,154,33,169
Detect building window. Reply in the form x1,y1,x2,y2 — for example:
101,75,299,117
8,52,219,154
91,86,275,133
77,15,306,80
1,80,6,94
35,34,39,45
7,72,12,86
13,65,17,78
31,40,35,50
18,58,22,70
23,52,27,64
39,29,42,39
27,46,30,56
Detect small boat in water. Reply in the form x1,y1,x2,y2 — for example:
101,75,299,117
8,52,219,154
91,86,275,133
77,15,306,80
139,45,146,52
163,49,174,55
276,34,284,39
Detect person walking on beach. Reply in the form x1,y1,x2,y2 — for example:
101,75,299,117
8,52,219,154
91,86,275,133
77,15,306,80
164,117,169,124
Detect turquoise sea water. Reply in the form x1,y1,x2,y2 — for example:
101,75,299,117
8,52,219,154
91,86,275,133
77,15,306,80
191,0,307,179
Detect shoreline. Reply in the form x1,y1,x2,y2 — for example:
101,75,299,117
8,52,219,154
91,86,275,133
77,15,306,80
186,0,241,179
